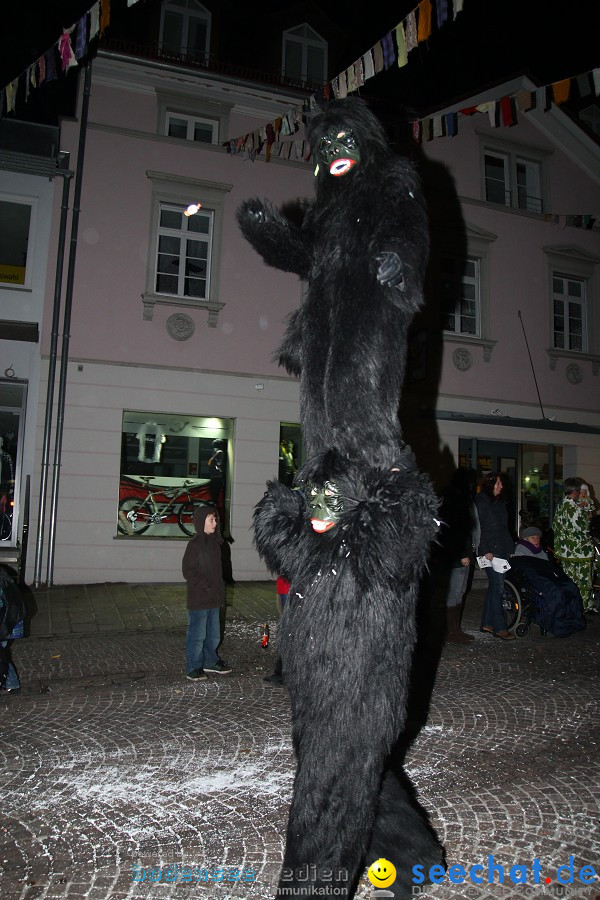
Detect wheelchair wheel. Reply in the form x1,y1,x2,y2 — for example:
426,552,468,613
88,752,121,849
516,623,529,637
502,578,521,631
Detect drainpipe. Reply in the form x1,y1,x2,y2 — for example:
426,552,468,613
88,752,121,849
32,166,73,588
547,444,556,521
46,60,92,586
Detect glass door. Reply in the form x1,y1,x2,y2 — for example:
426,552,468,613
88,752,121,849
0,379,26,546
519,444,562,532
459,437,563,537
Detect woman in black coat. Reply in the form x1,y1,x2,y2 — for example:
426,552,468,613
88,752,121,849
475,472,515,640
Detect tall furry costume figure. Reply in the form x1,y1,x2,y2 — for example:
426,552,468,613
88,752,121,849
237,97,443,897
238,97,429,469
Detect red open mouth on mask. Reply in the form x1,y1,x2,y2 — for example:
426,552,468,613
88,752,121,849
311,518,336,532
329,158,357,176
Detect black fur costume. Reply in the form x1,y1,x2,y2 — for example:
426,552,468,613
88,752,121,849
238,97,429,469
237,98,443,897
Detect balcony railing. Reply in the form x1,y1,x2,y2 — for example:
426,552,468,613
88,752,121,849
100,37,323,94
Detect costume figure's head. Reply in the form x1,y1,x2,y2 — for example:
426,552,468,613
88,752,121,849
307,480,344,533
308,97,391,188
318,125,360,177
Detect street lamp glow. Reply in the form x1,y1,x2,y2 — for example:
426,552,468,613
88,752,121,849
184,202,202,217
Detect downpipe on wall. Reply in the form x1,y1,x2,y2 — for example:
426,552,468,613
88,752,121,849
33,61,92,587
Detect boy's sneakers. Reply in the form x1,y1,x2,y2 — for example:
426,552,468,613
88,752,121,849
186,669,207,681
203,662,232,675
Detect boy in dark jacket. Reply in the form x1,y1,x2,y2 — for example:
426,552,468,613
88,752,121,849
182,507,231,679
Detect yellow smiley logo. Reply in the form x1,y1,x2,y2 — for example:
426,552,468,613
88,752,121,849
367,857,396,888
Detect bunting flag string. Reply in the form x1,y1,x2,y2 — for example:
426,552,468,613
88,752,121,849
413,66,600,146
221,0,599,175
2,0,597,235
0,0,142,116
223,0,464,159
543,214,599,231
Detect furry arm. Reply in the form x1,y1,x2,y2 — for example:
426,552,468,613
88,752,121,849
237,199,312,280
253,480,307,576
276,306,304,377
344,466,440,589
370,160,429,312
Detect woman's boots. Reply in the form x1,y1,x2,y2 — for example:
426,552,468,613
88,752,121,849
446,605,474,644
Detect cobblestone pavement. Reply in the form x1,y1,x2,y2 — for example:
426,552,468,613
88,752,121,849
1,580,599,900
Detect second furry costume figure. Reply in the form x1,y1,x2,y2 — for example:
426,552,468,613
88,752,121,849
238,97,443,897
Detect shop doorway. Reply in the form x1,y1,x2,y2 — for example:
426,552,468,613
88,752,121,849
0,379,26,548
459,439,563,535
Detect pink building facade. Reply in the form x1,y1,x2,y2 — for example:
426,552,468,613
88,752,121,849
2,51,599,584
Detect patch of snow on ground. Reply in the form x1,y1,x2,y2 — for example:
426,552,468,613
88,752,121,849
28,757,293,816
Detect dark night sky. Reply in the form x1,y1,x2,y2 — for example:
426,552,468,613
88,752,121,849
2,0,599,117
2,1,96,86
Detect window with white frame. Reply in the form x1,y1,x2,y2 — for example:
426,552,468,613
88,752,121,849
435,222,497,360
544,246,599,369
155,203,212,300
165,111,217,144
282,24,327,85
483,144,545,213
552,273,587,352
441,256,480,336
156,90,232,146
143,172,231,324
159,0,210,63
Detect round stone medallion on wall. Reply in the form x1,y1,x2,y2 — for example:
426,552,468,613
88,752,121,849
565,363,583,385
452,348,473,371
166,313,195,341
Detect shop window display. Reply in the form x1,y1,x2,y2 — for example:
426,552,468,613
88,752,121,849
279,423,302,486
118,411,232,537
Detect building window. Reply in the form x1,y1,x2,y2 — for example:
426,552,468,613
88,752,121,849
480,136,551,214
441,256,480,336
434,222,497,360
484,150,543,213
155,203,212,300
544,246,599,370
156,90,232,146
165,111,217,143
552,273,586,351
0,198,33,287
118,411,233,538
282,24,327,85
143,172,231,323
159,0,210,63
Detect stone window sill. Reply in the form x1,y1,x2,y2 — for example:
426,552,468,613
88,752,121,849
142,292,224,326
443,332,497,362
547,348,600,375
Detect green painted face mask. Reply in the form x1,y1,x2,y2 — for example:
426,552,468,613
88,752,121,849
307,480,344,533
318,125,360,177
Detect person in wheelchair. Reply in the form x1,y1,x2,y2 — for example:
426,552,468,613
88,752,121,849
514,526,549,560
508,527,585,638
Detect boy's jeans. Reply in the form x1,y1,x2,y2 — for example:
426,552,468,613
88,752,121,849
185,608,220,672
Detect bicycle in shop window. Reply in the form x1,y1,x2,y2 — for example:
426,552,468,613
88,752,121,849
117,477,211,536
